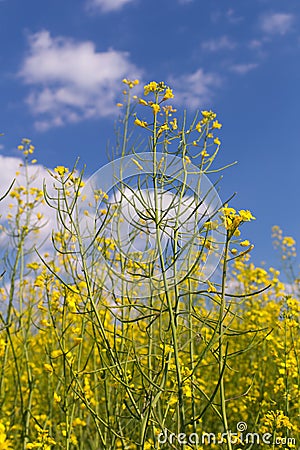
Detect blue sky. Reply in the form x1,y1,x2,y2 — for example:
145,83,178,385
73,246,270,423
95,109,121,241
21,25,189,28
0,0,299,269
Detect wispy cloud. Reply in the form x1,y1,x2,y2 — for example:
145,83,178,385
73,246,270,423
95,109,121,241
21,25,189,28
87,0,136,13
226,8,243,24
230,63,258,75
249,39,263,49
261,13,295,35
201,36,236,52
19,31,141,131
172,68,222,109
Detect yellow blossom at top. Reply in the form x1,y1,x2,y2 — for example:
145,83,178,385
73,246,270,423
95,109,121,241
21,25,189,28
144,81,158,95
222,207,255,231
201,110,216,120
54,166,69,177
122,78,139,88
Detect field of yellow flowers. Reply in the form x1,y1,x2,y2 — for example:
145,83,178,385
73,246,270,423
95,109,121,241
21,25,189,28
0,81,298,449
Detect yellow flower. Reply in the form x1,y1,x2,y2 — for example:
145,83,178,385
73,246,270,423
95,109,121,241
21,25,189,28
170,118,177,130
282,236,295,247
72,418,86,427
0,340,6,358
223,207,236,216
238,209,256,221
214,137,221,146
212,120,222,129
201,110,216,120
44,363,53,375
27,262,40,270
157,124,169,136
163,87,174,100
134,118,148,128
144,81,158,95
122,78,139,88
151,103,160,115
54,166,69,177
54,392,61,403
51,349,63,358
139,98,148,106
240,240,250,247
196,122,202,133
40,319,51,328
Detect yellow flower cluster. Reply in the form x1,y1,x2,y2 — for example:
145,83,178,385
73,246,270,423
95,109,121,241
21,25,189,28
122,78,139,89
222,206,256,233
54,165,69,177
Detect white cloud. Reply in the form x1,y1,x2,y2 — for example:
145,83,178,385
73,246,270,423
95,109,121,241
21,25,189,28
249,39,263,49
19,31,142,130
172,68,222,109
0,144,4,151
230,63,258,75
202,36,236,52
261,13,295,35
226,9,243,24
87,0,136,13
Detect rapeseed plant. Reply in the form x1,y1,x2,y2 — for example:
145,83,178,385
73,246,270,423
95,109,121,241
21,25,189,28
0,82,298,450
